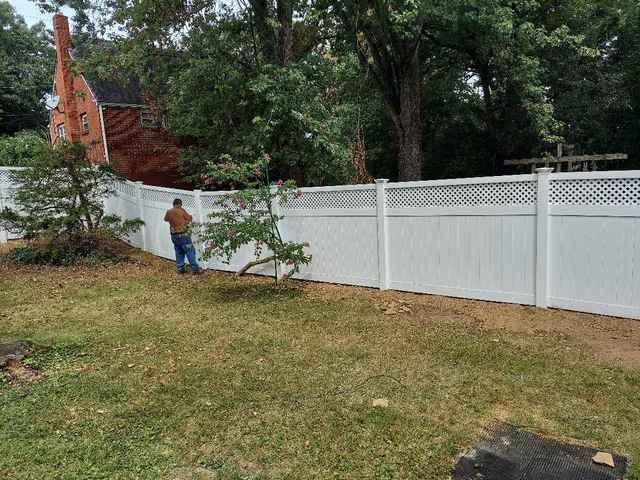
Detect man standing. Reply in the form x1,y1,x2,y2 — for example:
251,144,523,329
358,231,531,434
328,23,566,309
164,199,203,274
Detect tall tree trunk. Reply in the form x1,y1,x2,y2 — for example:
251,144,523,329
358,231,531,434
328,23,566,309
249,0,293,66
390,50,423,181
249,0,277,63
477,62,499,174
276,0,293,65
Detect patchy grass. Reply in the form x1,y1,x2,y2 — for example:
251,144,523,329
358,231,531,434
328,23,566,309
0,250,639,479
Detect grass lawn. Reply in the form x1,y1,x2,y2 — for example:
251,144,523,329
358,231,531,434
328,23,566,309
1,248,639,479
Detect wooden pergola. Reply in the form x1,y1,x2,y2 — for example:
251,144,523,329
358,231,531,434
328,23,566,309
505,144,628,173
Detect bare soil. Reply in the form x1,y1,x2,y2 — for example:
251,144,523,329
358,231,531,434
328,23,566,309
302,282,640,368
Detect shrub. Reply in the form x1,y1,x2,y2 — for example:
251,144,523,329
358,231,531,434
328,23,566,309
0,131,48,167
0,141,143,265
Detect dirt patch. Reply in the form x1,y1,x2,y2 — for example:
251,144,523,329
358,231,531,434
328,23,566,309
0,340,34,367
302,282,640,368
2,357,42,383
0,340,43,384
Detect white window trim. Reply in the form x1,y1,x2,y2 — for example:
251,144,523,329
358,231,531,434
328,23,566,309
80,113,89,133
140,107,155,128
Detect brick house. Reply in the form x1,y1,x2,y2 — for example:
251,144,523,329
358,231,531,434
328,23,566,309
49,13,183,187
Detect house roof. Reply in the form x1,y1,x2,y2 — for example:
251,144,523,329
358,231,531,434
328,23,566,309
83,77,144,105
70,46,144,106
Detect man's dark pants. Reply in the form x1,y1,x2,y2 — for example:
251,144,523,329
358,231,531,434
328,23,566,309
170,233,199,273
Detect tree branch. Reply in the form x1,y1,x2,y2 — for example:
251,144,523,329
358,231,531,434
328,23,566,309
236,255,276,276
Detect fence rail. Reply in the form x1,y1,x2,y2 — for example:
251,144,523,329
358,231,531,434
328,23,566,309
2,167,640,320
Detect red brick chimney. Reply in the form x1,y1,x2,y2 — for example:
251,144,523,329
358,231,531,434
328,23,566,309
52,13,81,141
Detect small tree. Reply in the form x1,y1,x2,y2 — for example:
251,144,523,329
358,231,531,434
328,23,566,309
199,154,311,283
0,141,143,263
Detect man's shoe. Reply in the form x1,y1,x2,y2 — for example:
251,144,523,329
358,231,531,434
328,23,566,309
177,268,188,274
192,268,205,275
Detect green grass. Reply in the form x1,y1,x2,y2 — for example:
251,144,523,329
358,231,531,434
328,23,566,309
0,259,638,479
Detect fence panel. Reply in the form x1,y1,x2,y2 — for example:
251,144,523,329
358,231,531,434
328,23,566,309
384,177,538,304
0,168,22,242
105,180,143,248
547,172,640,318
282,185,379,287
2,166,640,320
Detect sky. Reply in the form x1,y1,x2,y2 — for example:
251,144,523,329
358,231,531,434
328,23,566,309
8,0,74,26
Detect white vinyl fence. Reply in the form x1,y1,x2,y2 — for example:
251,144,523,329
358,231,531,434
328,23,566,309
0,167,22,243
2,167,640,320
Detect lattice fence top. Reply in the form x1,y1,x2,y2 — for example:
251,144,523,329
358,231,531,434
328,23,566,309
385,181,537,209
0,169,17,187
0,170,19,200
284,188,376,210
114,181,138,199
550,177,640,206
201,193,231,212
142,187,195,209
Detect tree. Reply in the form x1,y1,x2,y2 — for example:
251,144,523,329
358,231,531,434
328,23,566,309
41,0,640,181
0,141,143,264
248,0,294,66
199,155,311,283
329,0,434,180
78,0,357,187
0,2,55,135
540,0,640,168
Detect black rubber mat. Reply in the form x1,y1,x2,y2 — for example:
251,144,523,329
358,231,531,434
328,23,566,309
452,423,628,480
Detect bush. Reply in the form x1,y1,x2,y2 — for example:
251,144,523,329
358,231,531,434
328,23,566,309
0,131,48,167
6,233,128,266
0,141,143,265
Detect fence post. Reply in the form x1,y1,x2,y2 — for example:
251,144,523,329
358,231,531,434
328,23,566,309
535,167,554,308
193,189,206,269
194,189,204,224
135,181,148,251
375,179,389,290
0,176,6,244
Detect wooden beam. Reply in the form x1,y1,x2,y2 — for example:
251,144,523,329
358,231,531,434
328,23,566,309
505,153,628,166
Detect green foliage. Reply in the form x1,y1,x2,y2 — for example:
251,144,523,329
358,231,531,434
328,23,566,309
0,2,55,135
0,141,143,265
166,27,357,187
0,130,48,167
199,157,311,282
43,0,640,179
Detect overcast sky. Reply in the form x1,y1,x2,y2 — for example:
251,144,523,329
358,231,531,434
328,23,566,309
9,0,74,26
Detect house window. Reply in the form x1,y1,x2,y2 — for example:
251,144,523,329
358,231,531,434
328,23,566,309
57,123,66,141
80,113,89,133
140,107,156,128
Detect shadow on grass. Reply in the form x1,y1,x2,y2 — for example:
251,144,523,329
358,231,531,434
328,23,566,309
206,280,304,304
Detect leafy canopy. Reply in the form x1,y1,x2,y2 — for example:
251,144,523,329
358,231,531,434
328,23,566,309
0,1,55,135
